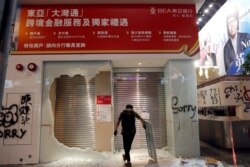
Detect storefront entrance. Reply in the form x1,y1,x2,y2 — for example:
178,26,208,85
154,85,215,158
113,72,167,149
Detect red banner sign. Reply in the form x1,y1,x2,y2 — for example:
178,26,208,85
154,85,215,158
12,4,199,56
97,95,111,104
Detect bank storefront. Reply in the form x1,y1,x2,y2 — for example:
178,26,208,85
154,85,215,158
1,4,200,165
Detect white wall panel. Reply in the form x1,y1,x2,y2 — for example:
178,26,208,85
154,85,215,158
1,57,42,164
165,59,200,157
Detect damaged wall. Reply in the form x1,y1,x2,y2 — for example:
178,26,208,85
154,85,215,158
1,55,113,164
40,61,112,162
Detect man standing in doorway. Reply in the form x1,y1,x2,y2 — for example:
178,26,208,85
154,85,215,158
114,104,146,164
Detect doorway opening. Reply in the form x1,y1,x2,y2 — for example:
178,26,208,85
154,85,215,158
113,72,167,149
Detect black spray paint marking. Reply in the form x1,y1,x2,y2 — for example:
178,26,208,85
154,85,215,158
0,93,32,139
224,85,243,102
209,88,219,105
243,86,250,102
171,96,196,119
199,90,207,105
0,104,19,127
19,94,32,125
224,85,250,104
0,128,26,139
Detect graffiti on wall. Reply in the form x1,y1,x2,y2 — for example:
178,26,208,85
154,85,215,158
198,89,207,105
171,96,197,133
19,94,32,125
224,85,250,112
224,85,250,103
198,87,221,106
197,81,250,109
224,85,243,102
0,93,33,144
171,96,196,119
209,88,220,105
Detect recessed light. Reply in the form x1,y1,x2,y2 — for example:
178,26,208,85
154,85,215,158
137,69,140,72
204,9,209,14
138,62,142,65
194,60,199,67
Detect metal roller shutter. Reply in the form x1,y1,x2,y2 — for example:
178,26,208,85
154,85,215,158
54,75,96,149
114,72,166,149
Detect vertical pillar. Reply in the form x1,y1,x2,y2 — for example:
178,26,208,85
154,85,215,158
165,59,200,157
95,71,113,151
0,0,17,110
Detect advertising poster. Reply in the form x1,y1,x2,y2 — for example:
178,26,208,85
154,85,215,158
12,4,198,55
198,0,250,75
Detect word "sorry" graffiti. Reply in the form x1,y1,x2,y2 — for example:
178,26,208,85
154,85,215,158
1,104,27,139
0,93,32,139
172,96,196,119
0,129,26,139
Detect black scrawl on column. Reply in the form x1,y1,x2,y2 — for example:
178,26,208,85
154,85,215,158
19,94,32,125
0,104,19,127
0,104,26,139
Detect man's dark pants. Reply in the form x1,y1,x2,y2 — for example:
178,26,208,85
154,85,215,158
122,130,136,162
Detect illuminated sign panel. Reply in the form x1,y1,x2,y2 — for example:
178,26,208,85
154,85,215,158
12,4,198,55
198,0,250,75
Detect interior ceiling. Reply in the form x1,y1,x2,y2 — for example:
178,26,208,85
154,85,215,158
18,0,205,68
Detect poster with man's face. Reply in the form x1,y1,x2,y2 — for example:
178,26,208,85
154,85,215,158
198,0,250,76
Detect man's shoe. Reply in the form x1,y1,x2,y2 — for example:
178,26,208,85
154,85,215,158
122,154,126,161
125,162,131,167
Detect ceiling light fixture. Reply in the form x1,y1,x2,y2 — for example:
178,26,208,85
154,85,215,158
196,0,226,30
